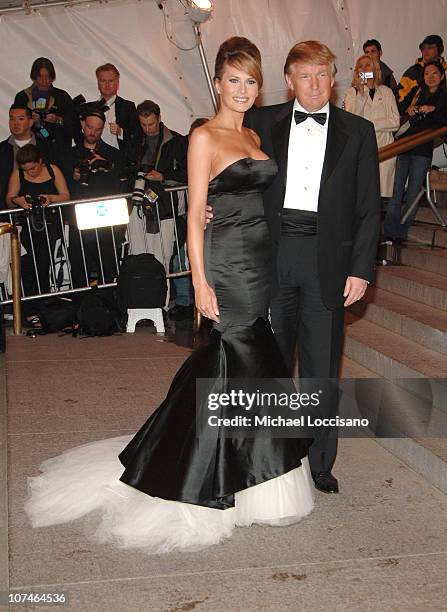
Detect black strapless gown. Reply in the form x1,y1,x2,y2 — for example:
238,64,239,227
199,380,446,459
25,159,314,552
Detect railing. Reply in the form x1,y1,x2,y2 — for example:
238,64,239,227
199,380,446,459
379,125,447,162
0,185,191,314
0,224,21,334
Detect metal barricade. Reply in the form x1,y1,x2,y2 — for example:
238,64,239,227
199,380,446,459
0,223,21,333
0,185,191,308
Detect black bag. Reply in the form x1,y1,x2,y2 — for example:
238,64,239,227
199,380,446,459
38,298,77,333
116,254,167,313
77,289,124,336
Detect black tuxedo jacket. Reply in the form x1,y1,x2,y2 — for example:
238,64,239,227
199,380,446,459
114,96,139,151
245,101,381,309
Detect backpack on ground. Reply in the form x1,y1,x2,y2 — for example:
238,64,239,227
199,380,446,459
38,297,77,333
77,289,124,337
116,253,167,314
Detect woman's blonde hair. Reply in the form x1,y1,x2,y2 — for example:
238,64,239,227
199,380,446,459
352,54,382,90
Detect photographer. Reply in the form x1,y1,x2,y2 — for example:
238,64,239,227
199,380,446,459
14,58,74,147
6,144,69,320
0,105,58,210
67,108,128,288
384,60,447,243
127,100,187,291
343,55,399,199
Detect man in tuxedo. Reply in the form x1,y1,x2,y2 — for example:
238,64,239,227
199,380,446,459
246,40,380,493
94,63,139,153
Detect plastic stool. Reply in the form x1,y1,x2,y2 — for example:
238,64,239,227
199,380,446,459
126,308,165,334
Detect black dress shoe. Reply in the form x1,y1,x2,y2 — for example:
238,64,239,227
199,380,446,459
312,471,339,494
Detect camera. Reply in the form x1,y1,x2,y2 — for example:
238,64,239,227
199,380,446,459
359,71,374,84
24,195,47,231
25,194,46,208
132,170,148,206
75,154,114,186
412,107,427,120
32,106,59,139
131,165,159,213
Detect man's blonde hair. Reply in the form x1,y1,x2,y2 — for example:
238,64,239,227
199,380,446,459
284,40,336,75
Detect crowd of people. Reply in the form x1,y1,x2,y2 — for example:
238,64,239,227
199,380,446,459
342,35,447,244
0,60,194,321
1,33,447,317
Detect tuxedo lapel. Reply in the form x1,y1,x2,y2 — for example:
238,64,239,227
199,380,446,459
320,104,348,186
271,100,294,189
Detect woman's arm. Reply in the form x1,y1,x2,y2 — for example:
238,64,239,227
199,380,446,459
187,128,219,322
5,170,28,209
343,87,359,114
40,165,70,204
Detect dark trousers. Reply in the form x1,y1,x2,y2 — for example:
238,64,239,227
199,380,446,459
383,154,431,240
270,235,344,473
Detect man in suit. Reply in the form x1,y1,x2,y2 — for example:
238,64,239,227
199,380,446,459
93,63,139,153
246,40,381,493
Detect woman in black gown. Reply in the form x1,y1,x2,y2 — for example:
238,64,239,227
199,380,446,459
25,37,314,553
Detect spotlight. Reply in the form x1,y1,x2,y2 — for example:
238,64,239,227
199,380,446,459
187,0,213,24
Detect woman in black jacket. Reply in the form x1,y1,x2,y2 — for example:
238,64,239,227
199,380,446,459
384,60,447,242
14,57,74,146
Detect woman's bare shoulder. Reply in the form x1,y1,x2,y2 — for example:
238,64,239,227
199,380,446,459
244,126,261,146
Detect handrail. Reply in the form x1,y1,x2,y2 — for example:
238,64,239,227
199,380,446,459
379,124,447,162
0,224,21,334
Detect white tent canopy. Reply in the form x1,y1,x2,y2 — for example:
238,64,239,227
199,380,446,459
0,0,446,141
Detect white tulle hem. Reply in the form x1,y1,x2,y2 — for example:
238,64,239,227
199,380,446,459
25,435,315,553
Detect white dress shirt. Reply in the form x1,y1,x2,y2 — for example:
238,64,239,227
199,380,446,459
101,96,122,149
283,100,330,212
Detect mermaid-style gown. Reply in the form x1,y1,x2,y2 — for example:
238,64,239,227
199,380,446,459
25,158,314,552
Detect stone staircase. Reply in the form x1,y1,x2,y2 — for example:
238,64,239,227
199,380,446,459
343,202,447,494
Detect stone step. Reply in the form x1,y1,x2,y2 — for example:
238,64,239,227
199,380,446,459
415,207,447,225
345,312,447,379
375,265,447,310
407,222,447,248
399,245,447,278
344,313,447,422
349,286,447,356
344,316,447,491
339,355,378,378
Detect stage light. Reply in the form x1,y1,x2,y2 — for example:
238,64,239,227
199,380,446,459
187,0,213,24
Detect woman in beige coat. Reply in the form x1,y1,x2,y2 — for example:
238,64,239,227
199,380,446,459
344,55,400,197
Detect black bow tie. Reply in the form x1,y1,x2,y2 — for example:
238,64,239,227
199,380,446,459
294,110,327,126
